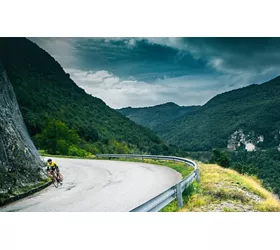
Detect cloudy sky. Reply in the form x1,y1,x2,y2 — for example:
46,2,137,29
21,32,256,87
30,38,280,108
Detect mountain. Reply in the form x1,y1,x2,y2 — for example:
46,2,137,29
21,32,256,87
0,61,44,196
118,102,200,130
0,38,172,155
119,78,280,195
119,77,280,152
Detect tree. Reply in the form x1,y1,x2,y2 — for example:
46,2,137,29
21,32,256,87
210,149,230,168
34,119,80,154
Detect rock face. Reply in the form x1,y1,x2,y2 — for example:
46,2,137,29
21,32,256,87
0,62,44,192
227,129,266,152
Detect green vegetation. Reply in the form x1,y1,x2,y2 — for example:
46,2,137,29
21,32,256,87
119,102,200,130
34,119,140,157
38,150,94,160
228,149,280,196
181,163,280,212
210,149,230,168
118,73,280,201
34,119,90,157
119,77,280,199
0,38,177,156
161,182,198,212
2,37,280,209
186,149,280,197
119,76,280,151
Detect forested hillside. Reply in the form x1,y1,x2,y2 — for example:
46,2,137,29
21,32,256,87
228,149,280,195
119,76,280,197
119,102,200,130
0,38,174,156
119,76,280,152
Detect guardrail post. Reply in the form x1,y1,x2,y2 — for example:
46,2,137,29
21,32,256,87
196,169,200,183
176,184,183,209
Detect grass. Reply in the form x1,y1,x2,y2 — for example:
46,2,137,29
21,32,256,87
161,181,199,212
38,150,95,160
180,163,280,212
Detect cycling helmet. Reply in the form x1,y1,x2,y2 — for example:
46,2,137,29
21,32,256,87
47,159,52,162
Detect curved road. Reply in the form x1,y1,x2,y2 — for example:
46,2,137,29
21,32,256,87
0,158,182,212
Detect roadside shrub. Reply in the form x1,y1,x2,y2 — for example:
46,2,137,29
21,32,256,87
210,149,230,168
68,145,89,157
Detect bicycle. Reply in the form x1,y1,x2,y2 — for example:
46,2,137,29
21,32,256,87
49,168,63,188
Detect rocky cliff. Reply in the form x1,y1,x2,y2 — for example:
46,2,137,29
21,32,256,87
0,61,44,193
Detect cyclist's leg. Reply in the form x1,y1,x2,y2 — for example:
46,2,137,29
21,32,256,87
51,169,59,187
57,167,63,182
50,169,55,179
47,170,52,178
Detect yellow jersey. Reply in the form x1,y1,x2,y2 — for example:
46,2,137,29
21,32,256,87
47,161,57,169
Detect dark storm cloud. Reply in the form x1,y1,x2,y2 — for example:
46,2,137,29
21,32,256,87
30,38,212,80
29,37,280,108
156,37,280,74
71,38,211,81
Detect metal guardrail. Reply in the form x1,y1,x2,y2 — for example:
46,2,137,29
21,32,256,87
95,154,199,212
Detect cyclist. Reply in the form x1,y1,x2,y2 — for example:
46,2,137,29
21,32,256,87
46,159,63,184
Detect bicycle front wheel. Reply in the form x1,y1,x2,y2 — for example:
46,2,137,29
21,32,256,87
52,175,59,188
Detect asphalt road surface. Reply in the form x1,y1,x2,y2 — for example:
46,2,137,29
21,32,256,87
0,158,182,212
